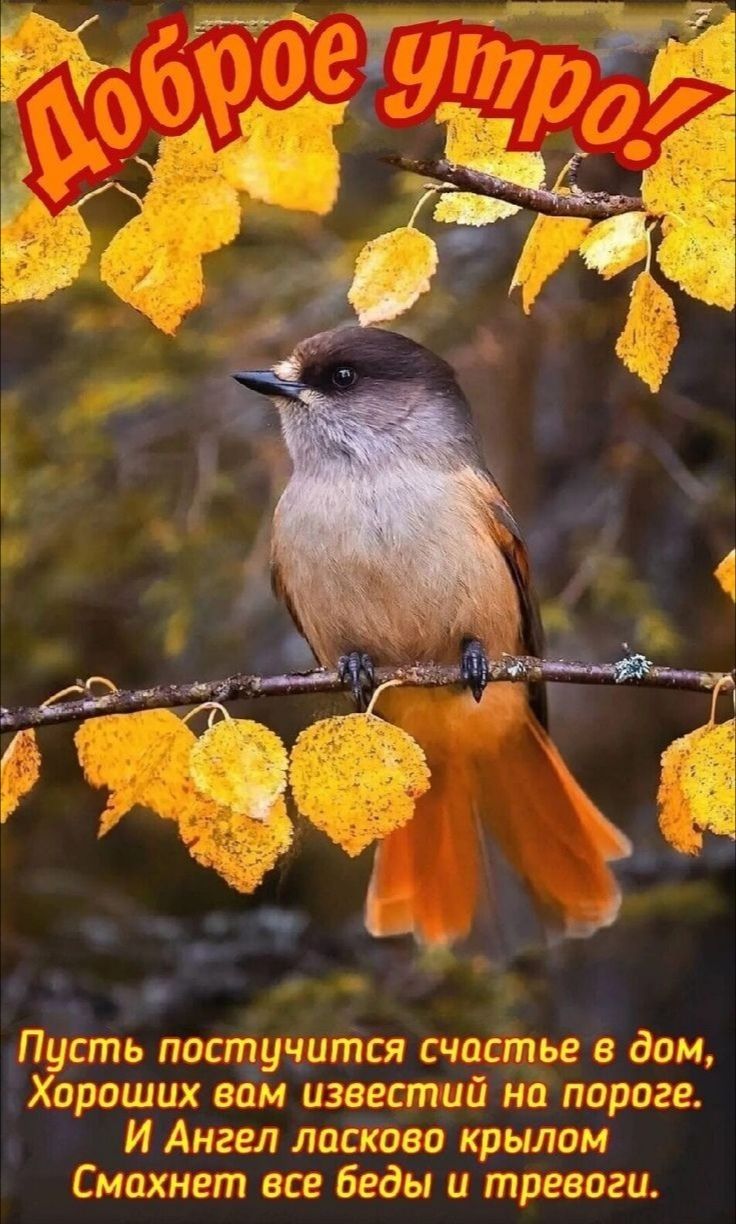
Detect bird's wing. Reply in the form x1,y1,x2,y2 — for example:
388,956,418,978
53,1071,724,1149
270,554,319,662
473,469,548,730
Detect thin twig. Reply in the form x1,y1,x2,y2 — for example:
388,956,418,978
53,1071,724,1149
2,658,732,735
383,155,645,219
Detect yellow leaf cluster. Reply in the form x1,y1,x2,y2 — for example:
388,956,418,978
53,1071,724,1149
0,11,104,102
433,106,545,226
290,712,430,856
1,197,91,305
75,706,292,892
658,720,735,854
579,212,648,280
100,121,240,335
189,718,288,819
643,13,735,312
615,271,679,393
348,227,438,325
509,204,591,314
714,549,735,601
1,729,40,822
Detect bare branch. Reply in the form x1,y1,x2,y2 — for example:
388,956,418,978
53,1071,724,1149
382,155,645,219
2,658,732,735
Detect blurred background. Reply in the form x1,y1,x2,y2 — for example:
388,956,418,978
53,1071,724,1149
1,3,734,1221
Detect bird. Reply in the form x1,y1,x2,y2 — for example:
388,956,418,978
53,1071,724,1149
234,326,631,954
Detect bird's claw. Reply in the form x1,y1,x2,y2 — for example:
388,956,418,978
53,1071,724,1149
338,651,375,711
462,638,489,703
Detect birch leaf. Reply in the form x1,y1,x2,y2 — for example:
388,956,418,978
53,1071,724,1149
348,228,438,325
615,271,679,393
0,11,105,102
657,217,735,312
579,212,648,280
509,204,591,314
179,794,293,893
1,198,90,304
1,730,40,823
189,719,288,819
290,713,430,856
433,106,545,226
658,720,736,853
100,214,204,336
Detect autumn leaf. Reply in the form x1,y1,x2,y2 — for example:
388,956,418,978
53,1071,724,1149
290,712,430,856
643,13,735,311
579,212,648,280
656,217,735,312
100,121,240,333
714,549,735,600
217,14,347,216
178,793,293,893
75,709,200,834
0,11,105,102
148,122,241,256
221,98,346,217
658,720,736,854
1,198,91,305
509,204,591,314
189,718,288,819
100,214,204,337
1,103,31,225
615,271,679,393
348,228,438,325
1,729,40,822
433,106,545,226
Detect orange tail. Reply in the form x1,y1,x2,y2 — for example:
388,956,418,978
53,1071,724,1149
366,701,630,950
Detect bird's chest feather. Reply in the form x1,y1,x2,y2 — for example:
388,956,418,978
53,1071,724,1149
273,466,520,665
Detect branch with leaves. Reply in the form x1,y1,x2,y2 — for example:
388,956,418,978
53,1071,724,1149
1,549,734,892
1,656,734,736
381,155,644,220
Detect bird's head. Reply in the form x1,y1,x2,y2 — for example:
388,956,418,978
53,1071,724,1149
234,326,477,471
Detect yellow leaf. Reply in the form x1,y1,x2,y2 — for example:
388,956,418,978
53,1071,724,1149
221,99,345,216
100,121,241,332
189,718,288,819
433,106,545,225
1,729,40,822
150,121,241,256
1,197,90,304
657,217,735,312
509,205,590,314
643,14,735,311
348,228,438,326
615,271,679,393
75,709,199,834
289,713,430,856
0,11,105,102
216,11,346,216
714,549,735,601
179,793,293,893
579,212,648,280
658,720,736,853
643,14,735,234
99,214,204,336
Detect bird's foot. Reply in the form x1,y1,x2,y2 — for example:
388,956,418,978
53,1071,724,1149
461,638,489,703
338,651,376,711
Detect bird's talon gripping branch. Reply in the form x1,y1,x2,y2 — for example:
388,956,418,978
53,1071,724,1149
462,638,490,703
338,651,376,711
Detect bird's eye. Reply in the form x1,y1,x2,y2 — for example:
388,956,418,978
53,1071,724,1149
331,365,357,390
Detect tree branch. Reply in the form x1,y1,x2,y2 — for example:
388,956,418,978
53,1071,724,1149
2,658,732,735
382,155,645,219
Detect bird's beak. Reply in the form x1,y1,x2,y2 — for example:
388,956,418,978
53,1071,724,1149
232,370,307,403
